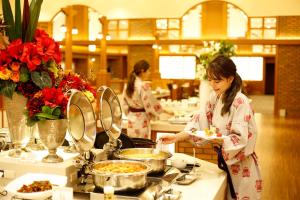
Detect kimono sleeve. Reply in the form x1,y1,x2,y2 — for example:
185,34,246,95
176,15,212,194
222,97,253,165
184,93,215,132
184,93,215,146
140,82,163,120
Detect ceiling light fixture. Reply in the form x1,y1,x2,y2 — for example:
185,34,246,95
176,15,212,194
60,25,67,33
71,27,78,35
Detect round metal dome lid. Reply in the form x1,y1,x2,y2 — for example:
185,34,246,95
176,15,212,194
97,86,122,140
67,89,96,152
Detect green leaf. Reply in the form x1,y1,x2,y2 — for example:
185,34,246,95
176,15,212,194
2,0,16,41
52,107,61,117
31,71,52,89
22,0,30,41
35,112,59,120
41,105,52,114
26,0,43,41
15,0,22,38
19,66,30,82
48,60,59,78
0,80,17,98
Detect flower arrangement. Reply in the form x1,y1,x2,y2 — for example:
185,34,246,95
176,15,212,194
0,0,59,98
25,73,96,126
196,41,236,80
58,73,96,102
0,29,62,98
26,87,69,125
1,0,96,125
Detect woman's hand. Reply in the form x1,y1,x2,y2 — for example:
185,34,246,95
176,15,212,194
159,131,189,144
159,134,178,144
163,108,174,116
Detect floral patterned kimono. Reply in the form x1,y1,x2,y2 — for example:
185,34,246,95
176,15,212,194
122,77,163,139
185,91,262,200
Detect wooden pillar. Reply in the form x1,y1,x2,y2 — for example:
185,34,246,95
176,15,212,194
96,16,110,87
63,6,73,74
151,36,161,88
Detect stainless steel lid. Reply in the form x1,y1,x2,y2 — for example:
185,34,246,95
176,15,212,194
97,86,122,140
67,89,96,152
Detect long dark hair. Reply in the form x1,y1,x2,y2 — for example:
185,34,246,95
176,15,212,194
207,55,242,116
126,60,150,98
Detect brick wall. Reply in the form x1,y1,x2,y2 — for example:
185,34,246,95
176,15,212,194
176,141,219,164
276,46,300,117
276,16,300,117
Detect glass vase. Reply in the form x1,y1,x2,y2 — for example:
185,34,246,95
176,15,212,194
38,119,67,163
26,124,45,151
3,93,31,157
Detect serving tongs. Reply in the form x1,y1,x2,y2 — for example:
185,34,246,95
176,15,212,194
131,138,156,148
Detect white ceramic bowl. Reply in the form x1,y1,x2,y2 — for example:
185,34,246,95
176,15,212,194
171,158,187,169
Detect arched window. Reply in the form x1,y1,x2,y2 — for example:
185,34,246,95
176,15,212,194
181,1,248,39
182,4,202,39
227,3,248,38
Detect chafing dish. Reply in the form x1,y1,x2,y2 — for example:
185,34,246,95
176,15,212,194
91,160,151,192
115,148,172,174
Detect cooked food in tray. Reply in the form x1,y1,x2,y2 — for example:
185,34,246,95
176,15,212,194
94,162,147,173
17,180,52,193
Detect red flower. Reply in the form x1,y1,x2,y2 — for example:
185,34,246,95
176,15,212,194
36,37,56,62
17,81,40,98
53,42,62,63
34,29,49,39
26,93,44,117
58,73,96,97
7,39,23,60
20,43,41,71
0,50,11,65
42,87,68,112
26,87,69,121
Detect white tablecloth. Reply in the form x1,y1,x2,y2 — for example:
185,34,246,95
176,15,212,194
0,152,226,200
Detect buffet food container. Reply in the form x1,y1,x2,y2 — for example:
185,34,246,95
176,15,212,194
114,148,172,174
91,160,151,192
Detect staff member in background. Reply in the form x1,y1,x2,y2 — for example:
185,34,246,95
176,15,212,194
122,59,173,139
160,55,262,200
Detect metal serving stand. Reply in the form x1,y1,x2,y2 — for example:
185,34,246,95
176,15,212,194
67,87,182,199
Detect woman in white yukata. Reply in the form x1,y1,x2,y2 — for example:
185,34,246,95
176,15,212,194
160,55,262,200
122,60,172,139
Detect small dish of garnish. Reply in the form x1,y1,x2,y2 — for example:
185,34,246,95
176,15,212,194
189,130,225,141
5,173,67,200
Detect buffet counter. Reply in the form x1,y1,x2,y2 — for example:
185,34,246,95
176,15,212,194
0,152,226,200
